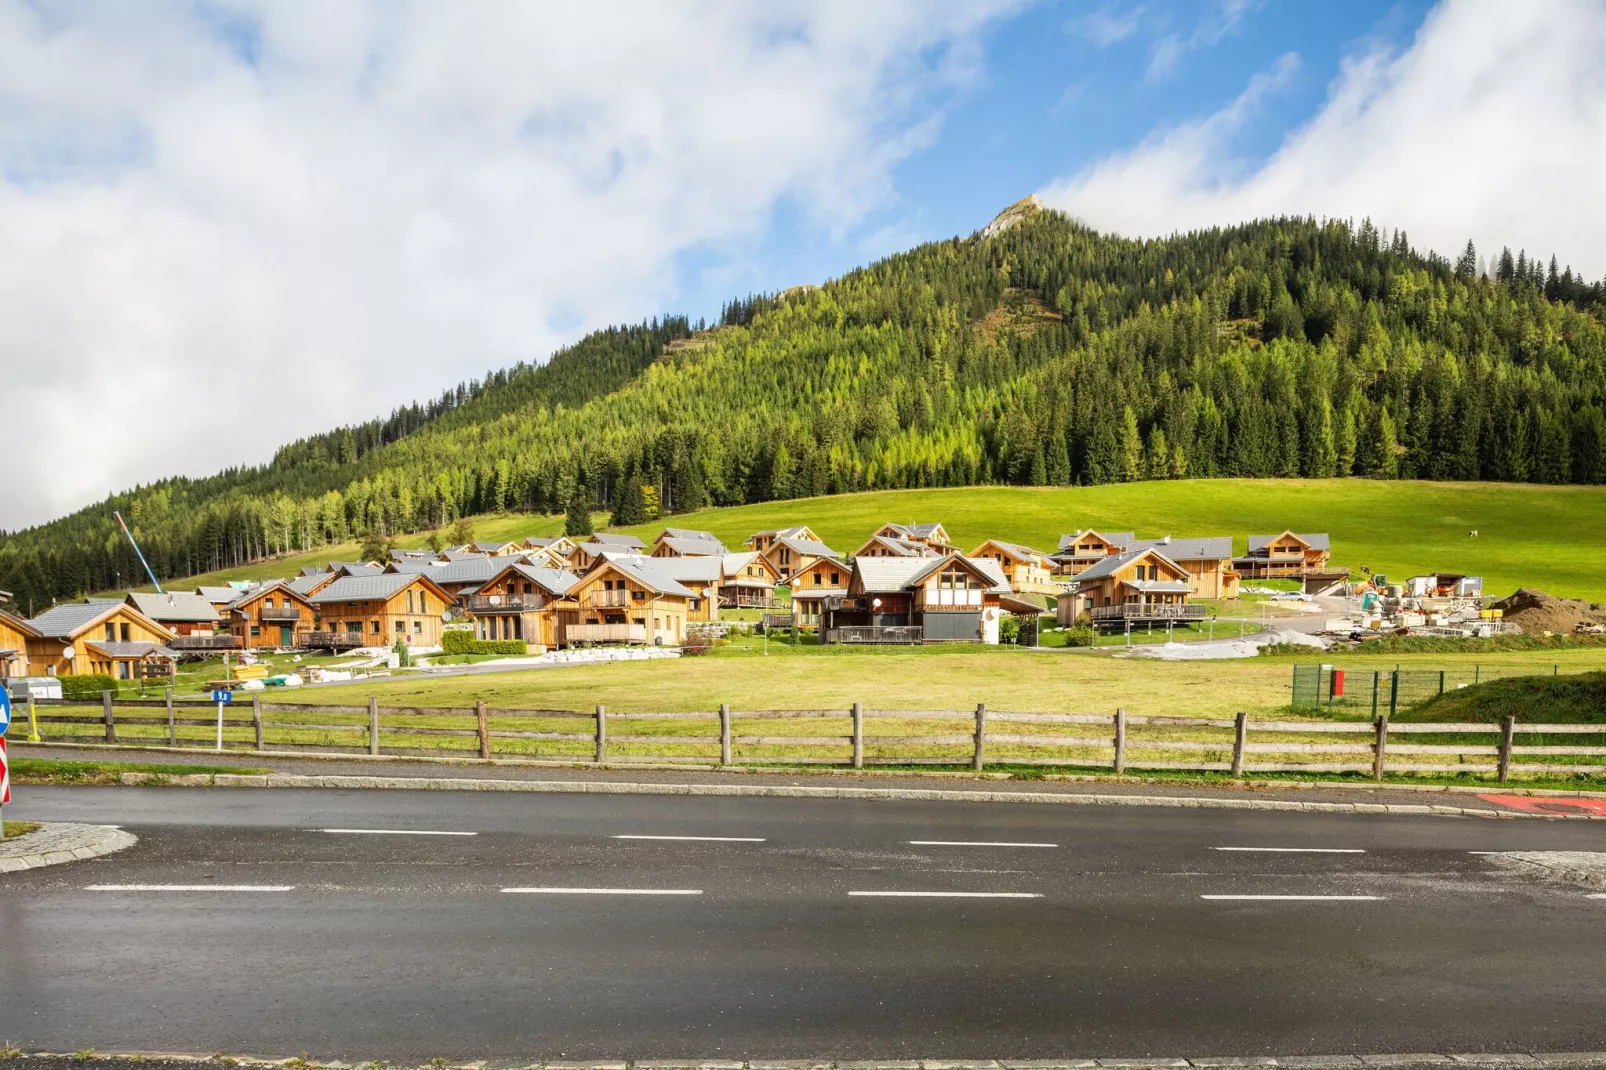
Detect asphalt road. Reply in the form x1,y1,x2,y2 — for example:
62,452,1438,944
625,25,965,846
3,787,1605,1061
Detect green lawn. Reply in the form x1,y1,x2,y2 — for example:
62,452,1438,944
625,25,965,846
124,479,1606,599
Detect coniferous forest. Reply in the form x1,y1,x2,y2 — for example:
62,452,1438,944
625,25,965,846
5,204,1606,611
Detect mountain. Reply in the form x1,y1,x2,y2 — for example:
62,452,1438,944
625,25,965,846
4,206,1605,610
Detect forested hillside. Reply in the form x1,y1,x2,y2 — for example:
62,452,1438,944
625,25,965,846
5,202,1605,611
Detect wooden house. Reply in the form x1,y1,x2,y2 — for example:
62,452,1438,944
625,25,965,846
564,554,696,646
522,535,577,566
966,539,1060,595
745,525,819,554
571,533,647,573
873,521,957,554
125,591,221,637
717,551,783,609
327,561,386,576
852,534,938,560
25,600,178,681
225,582,317,651
823,555,1042,645
307,572,453,651
287,571,340,600
195,585,248,610
1127,536,1239,599
650,527,727,558
0,608,41,680
1051,530,1135,576
464,562,580,649
386,557,505,607
787,556,849,628
1056,547,1204,630
1234,531,1333,578
638,555,725,622
761,533,841,584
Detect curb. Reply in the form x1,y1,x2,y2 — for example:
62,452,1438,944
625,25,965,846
13,1051,1606,1070
21,739,1606,801
116,771,1606,819
0,823,138,873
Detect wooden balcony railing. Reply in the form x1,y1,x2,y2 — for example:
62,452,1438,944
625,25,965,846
1089,603,1208,622
583,590,637,609
168,634,244,652
258,605,302,622
299,631,367,650
827,625,924,645
565,622,648,645
467,594,537,612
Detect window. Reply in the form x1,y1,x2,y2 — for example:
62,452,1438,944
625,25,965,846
689,600,700,611
121,622,131,642
265,598,274,608
118,661,130,680
250,626,261,638
346,621,362,634
104,622,115,642
407,591,415,614
371,620,381,634
813,573,823,586
396,621,405,634
414,620,422,633
831,572,841,585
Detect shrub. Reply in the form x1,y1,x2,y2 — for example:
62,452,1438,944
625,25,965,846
1061,625,1095,648
999,617,1022,644
440,630,526,656
61,674,120,700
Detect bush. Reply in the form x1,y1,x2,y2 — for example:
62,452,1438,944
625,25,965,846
1062,625,1095,648
440,630,526,656
1000,617,1022,644
60,674,120,700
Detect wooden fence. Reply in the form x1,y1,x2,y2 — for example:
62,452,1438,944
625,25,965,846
17,692,1606,785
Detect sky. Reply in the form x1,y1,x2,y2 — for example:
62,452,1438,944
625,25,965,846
2,0,1603,531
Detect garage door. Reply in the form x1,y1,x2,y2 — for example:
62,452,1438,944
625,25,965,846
923,610,981,641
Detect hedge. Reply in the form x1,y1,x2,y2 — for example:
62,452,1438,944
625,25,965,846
60,674,120,700
441,631,527,656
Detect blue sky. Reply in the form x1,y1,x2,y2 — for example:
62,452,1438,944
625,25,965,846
678,0,1436,323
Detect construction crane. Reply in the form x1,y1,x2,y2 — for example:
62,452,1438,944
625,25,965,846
114,510,163,594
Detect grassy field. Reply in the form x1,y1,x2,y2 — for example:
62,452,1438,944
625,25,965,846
128,479,1606,598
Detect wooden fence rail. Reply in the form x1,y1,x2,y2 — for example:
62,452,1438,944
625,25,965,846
20,692,1606,783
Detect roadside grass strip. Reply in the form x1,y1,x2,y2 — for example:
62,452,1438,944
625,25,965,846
849,890,1042,898
500,887,702,895
84,884,296,892
909,840,1058,848
1214,847,1365,853
1201,886,1387,893
318,828,477,836
613,829,764,835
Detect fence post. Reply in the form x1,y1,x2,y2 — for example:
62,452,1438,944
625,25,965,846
595,704,607,764
1439,670,1446,696
476,700,490,760
166,687,176,746
252,695,264,751
1373,715,1388,781
972,702,986,773
102,690,116,744
1231,711,1248,778
1370,671,1379,720
719,703,732,766
852,701,864,769
1475,664,1481,685
1113,708,1127,774
1498,715,1515,784
1388,671,1399,717
368,696,380,756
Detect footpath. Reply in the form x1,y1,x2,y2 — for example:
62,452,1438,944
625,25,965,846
15,741,1606,819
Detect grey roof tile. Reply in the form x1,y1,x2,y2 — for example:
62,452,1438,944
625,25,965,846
126,591,220,624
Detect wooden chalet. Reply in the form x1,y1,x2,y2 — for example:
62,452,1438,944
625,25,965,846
0,607,41,680
761,533,841,584
306,572,453,651
522,535,578,566
872,521,958,554
386,557,506,607
564,553,695,646
225,582,316,651
649,527,727,558
1056,547,1204,630
788,556,848,628
464,562,580,648
745,525,819,555
851,534,938,560
717,551,783,609
1051,530,1135,576
1233,531,1334,578
638,556,725,622
26,599,178,681
1128,536,1239,600
966,539,1060,595
822,555,1042,645
571,532,646,573
125,591,221,639
195,585,248,610
287,571,340,600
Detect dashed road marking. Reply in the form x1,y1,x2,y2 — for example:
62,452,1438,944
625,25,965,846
909,840,1058,848
1201,894,1383,901
850,890,1042,898
1215,847,1365,853
319,828,477,836
612,835,766,842
85,884,296,892
500,887,703,895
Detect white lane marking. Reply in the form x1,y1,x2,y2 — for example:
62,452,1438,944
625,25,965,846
849,890,1042,898
1215,847,1365,854
1207,886,1381,893
319,828,477,836
909,840,1058,848
1467,851,1504,855
613,829,764,835
85,885,296,892
1588,893,1606,899
500,887,702,895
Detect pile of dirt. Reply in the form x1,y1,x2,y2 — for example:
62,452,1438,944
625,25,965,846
1491,588,1606,635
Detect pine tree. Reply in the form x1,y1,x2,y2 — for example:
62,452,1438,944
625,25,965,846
1119,407,1143,483
1046,437,1071,485
611,472,646,526
1029,444,1047,486
564,489,594,538
1335,402,1357,476
1454,240,1477,280
357,529,387,562
1144,426,1169,479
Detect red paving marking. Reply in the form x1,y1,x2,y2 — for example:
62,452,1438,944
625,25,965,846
1479,793,1606,816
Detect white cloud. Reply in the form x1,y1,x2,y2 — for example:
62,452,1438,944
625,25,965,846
1041,0,1606,280
1068,5,1149,48
0,0,1021,530
1147,0,1263,80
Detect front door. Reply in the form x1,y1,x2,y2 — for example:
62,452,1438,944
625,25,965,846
280,626,293,647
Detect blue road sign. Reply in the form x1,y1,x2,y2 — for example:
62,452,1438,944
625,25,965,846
0,689,10,737
211,690,233,703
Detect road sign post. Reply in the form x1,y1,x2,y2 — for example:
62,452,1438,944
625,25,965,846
212,689,233,752
0,691,10,839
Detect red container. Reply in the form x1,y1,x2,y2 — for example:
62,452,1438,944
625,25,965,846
1331,669,1346,697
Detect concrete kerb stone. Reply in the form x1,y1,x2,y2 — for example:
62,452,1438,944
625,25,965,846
110,771,1605,821
13,1056,1606,1070
0,823,138,872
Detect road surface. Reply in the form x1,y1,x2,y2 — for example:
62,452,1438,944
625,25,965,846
3,787,1605,1060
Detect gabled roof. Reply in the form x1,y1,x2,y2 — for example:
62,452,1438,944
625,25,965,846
1128,536,1233,562
1247,531,1330,552
655,536,727,556
770,534,839,558
879,521,947,540
195,585,246,605
436,550,491,563
29,600,128,639
523,535,574,551
720,551,780,579
970,538,1051,564
1055,530,1135,553
589,553,700,598
386,557,504,585
484,561,581,597
854,554,1010,595
310,572,451,605
300,566,329,578
288,573,334,597
86,640,177,659
227,580,311,610
327,561,384,575
591,532,646,550
644,555,724,584
854,534,936,558
1074,546,1187,584
749,524,816,541
0,607,41,639
126,590,220,624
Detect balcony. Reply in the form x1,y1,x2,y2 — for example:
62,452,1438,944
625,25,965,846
168,634,244,652
300,630,367,650
467,594,538,613
565,622,648,645
583,590,638,609
827,625,924,645
258,605,302,622
822,595,872,613
720,588,785,609
1089,603,1208,623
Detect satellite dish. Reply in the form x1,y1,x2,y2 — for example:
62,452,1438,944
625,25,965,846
63,646,76,660
441,611,452,622
703,587,714,599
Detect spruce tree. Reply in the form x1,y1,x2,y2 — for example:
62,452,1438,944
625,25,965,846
1118,407,1143,483
565,489,594,538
